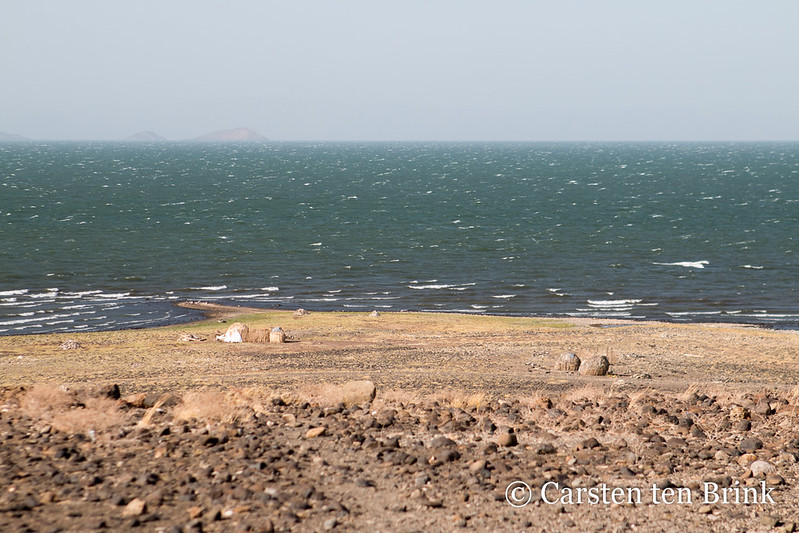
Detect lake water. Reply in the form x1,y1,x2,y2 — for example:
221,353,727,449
1,141,797,334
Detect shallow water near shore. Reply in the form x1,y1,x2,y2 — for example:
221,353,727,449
1,141,798,334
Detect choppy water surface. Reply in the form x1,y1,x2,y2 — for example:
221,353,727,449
1,142,797,334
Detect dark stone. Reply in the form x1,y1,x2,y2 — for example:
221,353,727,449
536,443,557,455
754,401,774,416
739,437,764,452
666,437,687,449
482,443,498,455
580,437,600,450
430,436,456,449
690,427,707,439
375,409,396,428
383,437,400,449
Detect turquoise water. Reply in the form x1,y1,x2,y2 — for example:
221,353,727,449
1,141,798,334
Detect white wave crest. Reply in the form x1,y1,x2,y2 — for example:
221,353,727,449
587,299,642,307
666,311,722,316
28,291,59,299
62,290,103,297
0,289,29,297
653,261,709,269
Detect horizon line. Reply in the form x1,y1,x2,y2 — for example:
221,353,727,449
3,137,799,144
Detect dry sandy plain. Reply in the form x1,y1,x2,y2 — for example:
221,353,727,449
2,304,799,532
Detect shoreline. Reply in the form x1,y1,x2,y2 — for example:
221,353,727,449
174,300,787,332
2,297,789,339
3,304,798,393
3,286,799,337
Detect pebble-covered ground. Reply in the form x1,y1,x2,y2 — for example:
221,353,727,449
2,309,799,531
1,379,799,532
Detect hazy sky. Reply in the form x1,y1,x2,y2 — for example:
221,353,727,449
2,1,798,141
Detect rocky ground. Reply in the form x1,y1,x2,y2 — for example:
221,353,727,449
2,308,799,531
1,382,799,532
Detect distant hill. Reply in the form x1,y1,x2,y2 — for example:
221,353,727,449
125,131,167,142
192,127,268,142
0,132,31,142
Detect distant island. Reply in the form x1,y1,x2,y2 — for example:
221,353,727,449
125,131,167,142
0,132,31,142
1,128,270,142
191,127,268,142
124,128,268,142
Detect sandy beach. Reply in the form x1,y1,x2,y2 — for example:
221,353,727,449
2,306,799,531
